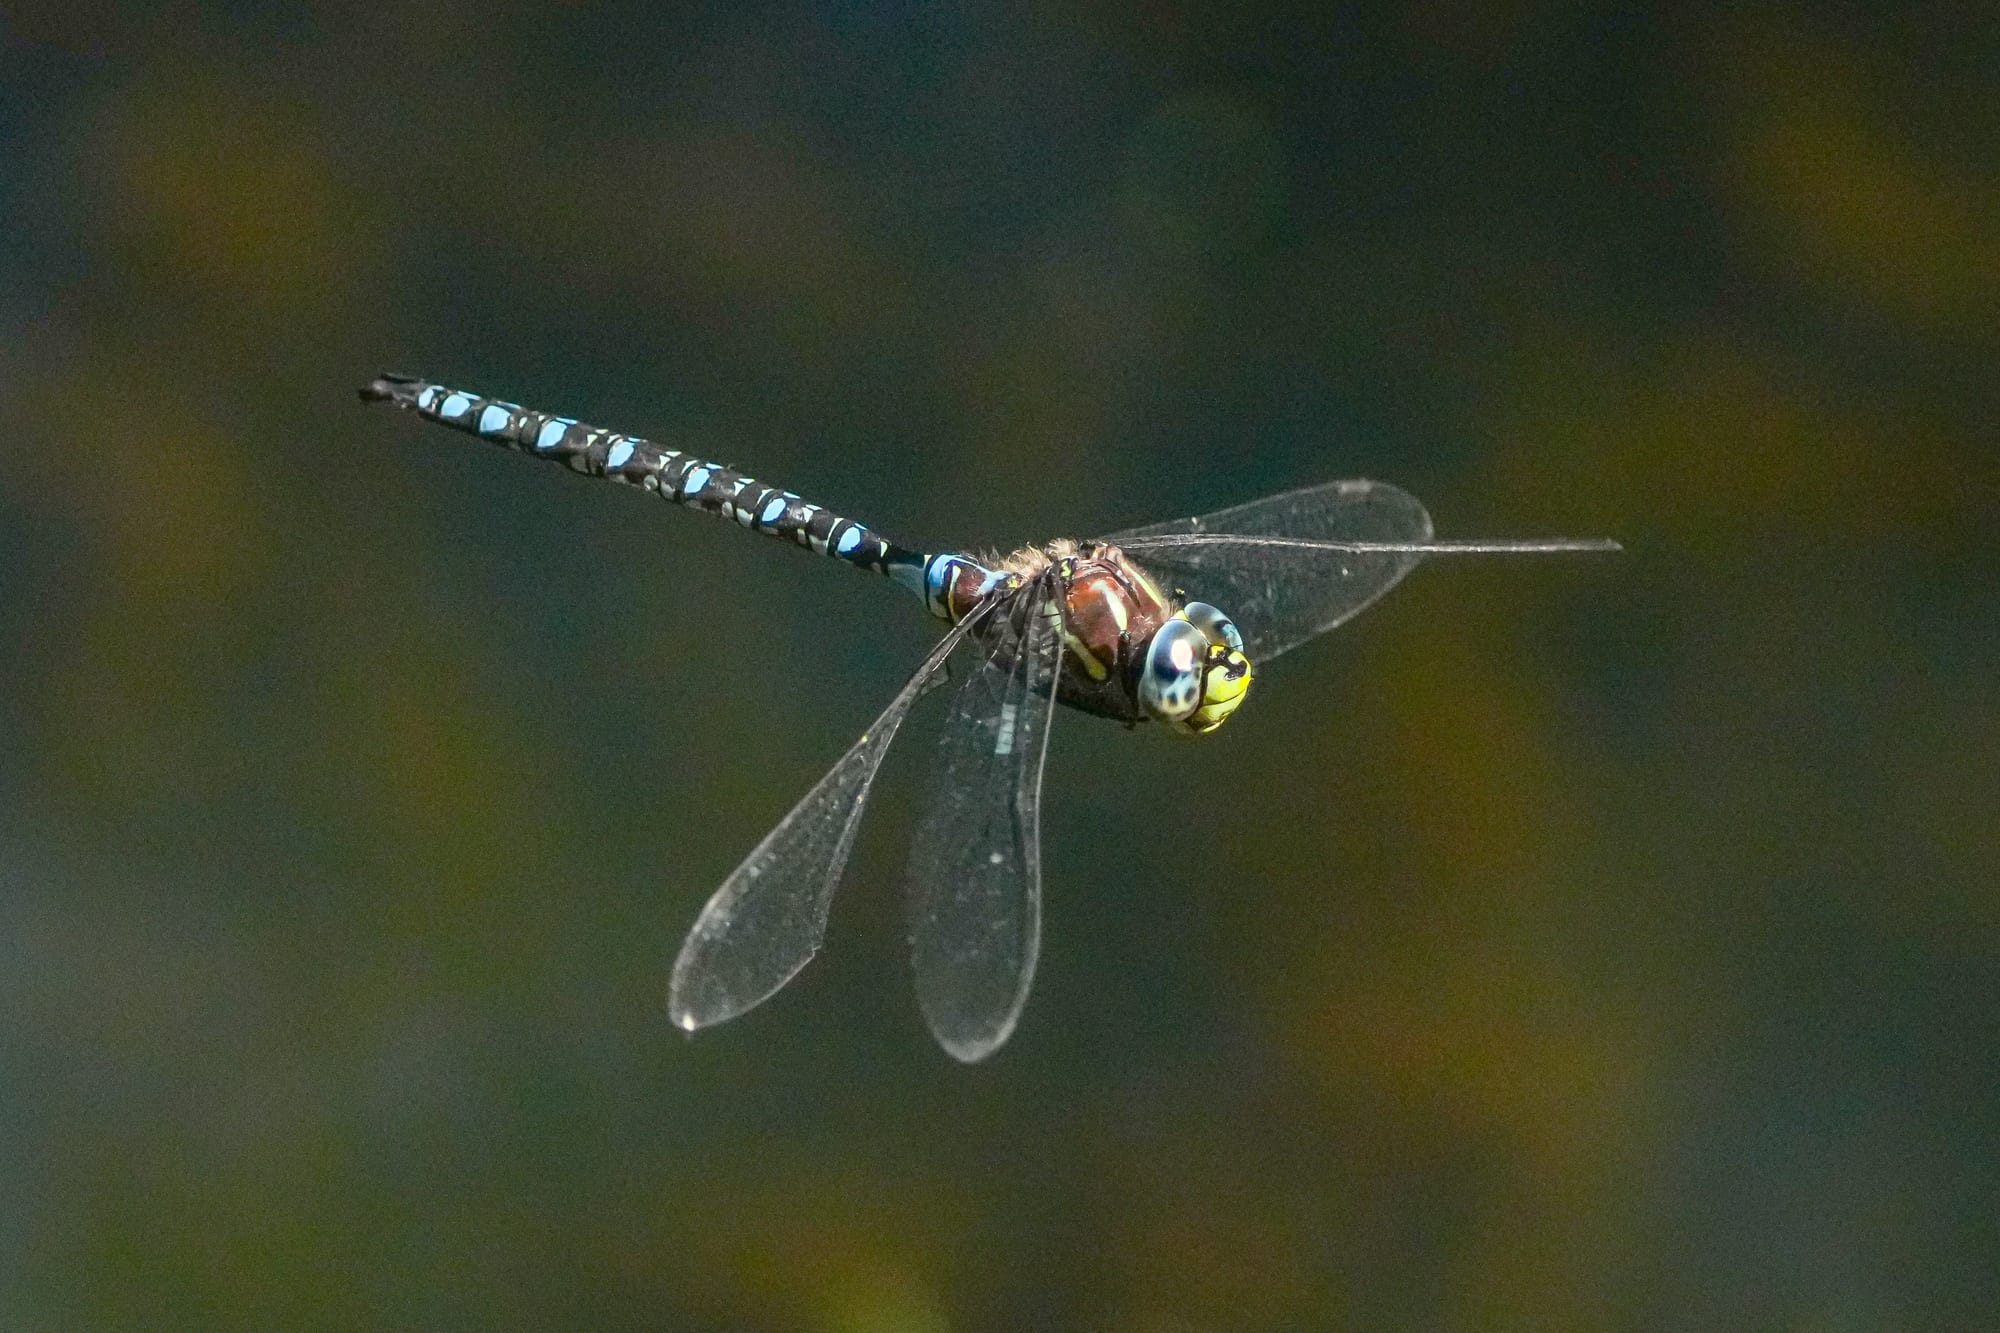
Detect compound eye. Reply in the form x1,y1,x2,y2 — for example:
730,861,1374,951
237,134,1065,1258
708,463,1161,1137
1138,619,1208,726
1182,601,1244,654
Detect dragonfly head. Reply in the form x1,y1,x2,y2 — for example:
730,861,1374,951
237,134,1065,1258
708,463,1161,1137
1136,601,1252,735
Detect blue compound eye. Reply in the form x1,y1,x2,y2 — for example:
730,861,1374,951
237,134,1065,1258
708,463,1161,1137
1183,601,1243,653
1137,603,1255,735
1138,619,1209,727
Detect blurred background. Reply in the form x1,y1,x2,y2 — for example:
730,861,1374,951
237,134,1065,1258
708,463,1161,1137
2,3,1995,1328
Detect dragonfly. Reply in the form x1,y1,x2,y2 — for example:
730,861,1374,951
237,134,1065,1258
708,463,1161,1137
362,373,1618,1061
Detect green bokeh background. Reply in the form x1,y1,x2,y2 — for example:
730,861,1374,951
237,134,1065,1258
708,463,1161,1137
3,5,1995,1328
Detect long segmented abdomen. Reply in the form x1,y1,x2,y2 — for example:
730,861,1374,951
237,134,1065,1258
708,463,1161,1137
361,373,928,578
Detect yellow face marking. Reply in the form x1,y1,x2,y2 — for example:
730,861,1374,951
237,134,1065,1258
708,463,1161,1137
1188,646,1252,732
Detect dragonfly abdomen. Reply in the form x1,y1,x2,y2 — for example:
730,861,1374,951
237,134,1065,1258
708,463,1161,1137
361,373,924,582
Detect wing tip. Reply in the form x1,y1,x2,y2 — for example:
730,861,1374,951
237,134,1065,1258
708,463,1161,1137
937,1030,1011,1064
923,1005,1025,1064
666,972,762,1036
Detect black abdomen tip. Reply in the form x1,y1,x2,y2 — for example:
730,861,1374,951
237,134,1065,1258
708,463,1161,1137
358,372,422,405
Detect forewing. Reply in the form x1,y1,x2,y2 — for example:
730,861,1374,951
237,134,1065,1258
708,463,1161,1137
906,577,1065,1063
669,605,993,1033
1103,479,1434,661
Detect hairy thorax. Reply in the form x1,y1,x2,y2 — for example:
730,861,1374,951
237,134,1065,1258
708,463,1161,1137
992,539,1180,724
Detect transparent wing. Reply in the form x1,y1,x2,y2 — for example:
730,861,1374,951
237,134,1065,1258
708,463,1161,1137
1101,480,1434,662
669,602,996,1034
1103,479,1617,662
905,575,1065,1063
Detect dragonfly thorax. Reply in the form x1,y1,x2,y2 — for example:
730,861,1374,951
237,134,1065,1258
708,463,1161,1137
976,540,1253,732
